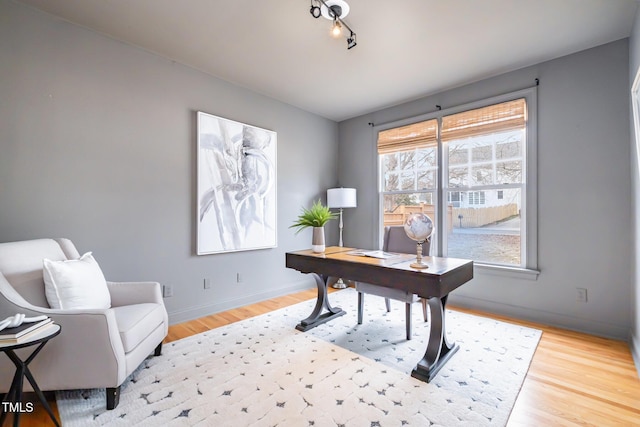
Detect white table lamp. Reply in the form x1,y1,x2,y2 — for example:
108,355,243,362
327,187,357,288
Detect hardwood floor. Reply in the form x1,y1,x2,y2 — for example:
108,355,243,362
13,287,640,426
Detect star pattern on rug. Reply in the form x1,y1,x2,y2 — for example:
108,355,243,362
56,288,541,426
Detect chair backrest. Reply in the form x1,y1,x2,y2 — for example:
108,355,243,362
0,238,80,307
382,226,431,256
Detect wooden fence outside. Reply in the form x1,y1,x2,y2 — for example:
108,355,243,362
383,203,518,230
383,204,453,232
452,203,518,228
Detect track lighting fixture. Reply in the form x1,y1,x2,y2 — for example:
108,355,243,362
309,0,357,50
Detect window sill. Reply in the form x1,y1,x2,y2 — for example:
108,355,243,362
474,263,540,281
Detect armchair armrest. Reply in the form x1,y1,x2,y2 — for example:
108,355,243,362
31,309,127,389
0,282,127,390
107,281,163,306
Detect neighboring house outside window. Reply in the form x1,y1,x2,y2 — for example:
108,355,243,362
467,191,486,205
378,90,537,270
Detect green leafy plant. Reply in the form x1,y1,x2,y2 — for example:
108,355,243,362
289,200,337,234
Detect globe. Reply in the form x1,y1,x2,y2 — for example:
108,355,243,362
403,213,434,243
403,213,434,269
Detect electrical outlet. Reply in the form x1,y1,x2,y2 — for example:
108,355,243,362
163,284,174,298
204,278,211,289
236,273,243,283
576,288,588,303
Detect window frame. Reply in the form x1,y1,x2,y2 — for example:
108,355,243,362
375,87,539,278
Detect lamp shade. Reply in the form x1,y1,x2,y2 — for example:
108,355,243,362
327,188,357,208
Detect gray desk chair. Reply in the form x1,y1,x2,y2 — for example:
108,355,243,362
355,226,429,340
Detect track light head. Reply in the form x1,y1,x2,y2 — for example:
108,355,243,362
310,5,321,18
347,32,357,49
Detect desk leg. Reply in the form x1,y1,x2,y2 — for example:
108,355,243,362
296,273,345,331
411,295,459,382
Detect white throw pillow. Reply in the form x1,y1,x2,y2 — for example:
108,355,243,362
43,252,111,310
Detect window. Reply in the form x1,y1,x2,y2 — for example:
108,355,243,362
378,89,537,270
379,119,438,246
448,191,462,207
467,191,486,205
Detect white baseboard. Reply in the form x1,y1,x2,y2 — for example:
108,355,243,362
167,279,313,325
448,294,629,340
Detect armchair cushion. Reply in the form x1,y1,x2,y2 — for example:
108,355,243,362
43,252,111,310
113,303,166,353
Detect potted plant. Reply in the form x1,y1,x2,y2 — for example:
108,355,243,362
290,200,337,253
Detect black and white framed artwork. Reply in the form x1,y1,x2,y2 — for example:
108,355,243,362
197,112,277,254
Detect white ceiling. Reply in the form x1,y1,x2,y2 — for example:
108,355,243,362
16,0,639,121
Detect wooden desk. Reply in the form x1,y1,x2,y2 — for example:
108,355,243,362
286,246,473,382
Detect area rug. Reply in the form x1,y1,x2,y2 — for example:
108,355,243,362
56,288,541,426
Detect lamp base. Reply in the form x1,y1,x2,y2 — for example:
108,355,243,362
410,262,429,269
332,278,347,289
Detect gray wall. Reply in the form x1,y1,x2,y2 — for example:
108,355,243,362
339,40,633,339
629,9,640,374
0,0,338,323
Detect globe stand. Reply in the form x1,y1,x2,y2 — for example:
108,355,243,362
410,241,429,269
404,212,434,270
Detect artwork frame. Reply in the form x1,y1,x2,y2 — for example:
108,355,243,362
197,112,277,255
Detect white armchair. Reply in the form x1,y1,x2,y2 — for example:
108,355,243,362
0,238,168,409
